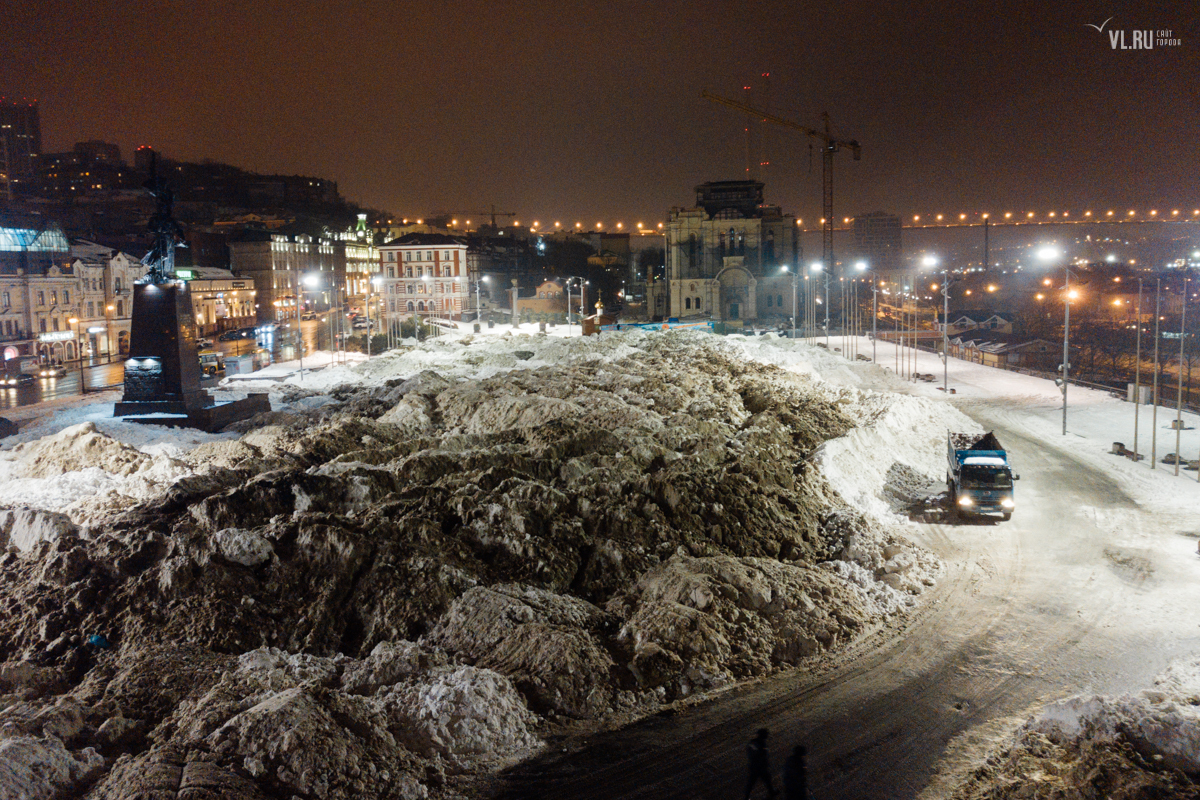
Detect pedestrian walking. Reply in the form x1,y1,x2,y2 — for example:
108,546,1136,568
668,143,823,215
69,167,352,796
744,728,777,799
782,744,809,800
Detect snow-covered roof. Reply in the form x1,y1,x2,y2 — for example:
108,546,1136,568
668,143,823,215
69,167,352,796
380,233,468,248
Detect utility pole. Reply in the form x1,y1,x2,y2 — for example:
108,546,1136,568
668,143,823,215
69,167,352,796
942,270,950,394
1134,279,1142,460
1153,280,1161,468
1175,277,1187,476
1062,267,1071,435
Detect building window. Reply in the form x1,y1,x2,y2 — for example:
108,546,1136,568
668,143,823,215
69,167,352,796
685,297,692,309
777,294,783,307
407,301,414,311
388,252,395,262
407,284,414,294
115,278,122,293
696,298,702,311
37,291,45,306
87,301,94,316
52,317,60,331
443,251,450,261
387,266,395,278
405,267,412,277
117,300,123,316
63,290,70,304
767,295,773,308
1,291,8,306
39,318,46,333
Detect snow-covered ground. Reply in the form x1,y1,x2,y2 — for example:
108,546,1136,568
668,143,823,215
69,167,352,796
3,325,1199,798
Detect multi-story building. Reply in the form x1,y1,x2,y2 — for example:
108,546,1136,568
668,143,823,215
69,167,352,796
70,239,148,358
336,214,379,312
0,98,41,191
851,212,903,279
663,181,799,322
174,267,257,336
2,213,71,364
35,141,135,197
377,233,478,325
228,232,345,322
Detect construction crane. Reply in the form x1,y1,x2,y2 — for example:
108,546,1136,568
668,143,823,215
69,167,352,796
459,205,517,229
701,91,860,280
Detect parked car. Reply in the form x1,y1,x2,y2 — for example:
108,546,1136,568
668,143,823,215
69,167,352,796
218,327,257,342
197,337,214,348
352,318,369,329
1,373,34,387
39,365,66,378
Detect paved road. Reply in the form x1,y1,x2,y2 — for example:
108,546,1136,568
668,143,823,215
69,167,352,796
0,360,127,411
483,406,1200,799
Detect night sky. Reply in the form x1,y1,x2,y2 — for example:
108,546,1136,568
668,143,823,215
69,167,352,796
7,0,1197,225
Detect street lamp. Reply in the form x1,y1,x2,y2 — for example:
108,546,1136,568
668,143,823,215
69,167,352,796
811,261,828,348
856,261,878,363
1037,247,1073,435
477,275,489,328
66,317,85,393
780,265,797,340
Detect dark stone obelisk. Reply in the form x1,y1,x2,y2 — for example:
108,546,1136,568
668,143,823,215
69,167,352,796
114,154,269,430
114,282,207,415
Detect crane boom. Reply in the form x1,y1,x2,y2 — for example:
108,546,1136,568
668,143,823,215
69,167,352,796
700,91,860,155
701,90,861,337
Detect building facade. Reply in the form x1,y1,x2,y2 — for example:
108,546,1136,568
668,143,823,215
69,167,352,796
377,233,478,325
229,232,345,322
1,218,147,366
0,98,41,190
175,267,257,336
664,181,799,322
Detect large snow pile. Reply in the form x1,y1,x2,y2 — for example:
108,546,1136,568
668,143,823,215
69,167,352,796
0,330,968,798
948,657,1200,798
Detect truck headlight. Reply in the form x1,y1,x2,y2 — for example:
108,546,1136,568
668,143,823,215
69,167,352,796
1001,498,1014,508
958,496,973,506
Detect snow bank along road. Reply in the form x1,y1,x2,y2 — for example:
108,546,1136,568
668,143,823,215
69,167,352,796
486,340,1200,799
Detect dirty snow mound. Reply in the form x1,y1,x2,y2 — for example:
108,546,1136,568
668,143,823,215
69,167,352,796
948,656,1200,797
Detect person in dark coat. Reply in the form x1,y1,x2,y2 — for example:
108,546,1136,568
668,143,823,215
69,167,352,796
782,744,809,800
744,728,777,799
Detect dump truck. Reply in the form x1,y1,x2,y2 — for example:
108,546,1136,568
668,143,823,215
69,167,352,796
947,431,1019,520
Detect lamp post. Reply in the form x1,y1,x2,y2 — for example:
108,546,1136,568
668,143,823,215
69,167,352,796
68,317,84,394
1036,247,1073,434
475,275,489,329
856,261,877,362
811,261,828,348
780,265,797,339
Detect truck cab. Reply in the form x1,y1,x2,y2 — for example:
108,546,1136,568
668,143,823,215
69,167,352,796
948,432,1018,520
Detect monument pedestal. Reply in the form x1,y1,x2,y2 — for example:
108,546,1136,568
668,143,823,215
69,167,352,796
115,282,270,431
